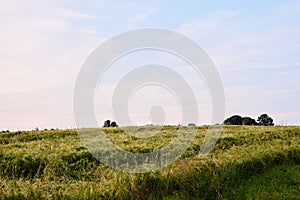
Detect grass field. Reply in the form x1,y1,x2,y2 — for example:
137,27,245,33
0,126,299,199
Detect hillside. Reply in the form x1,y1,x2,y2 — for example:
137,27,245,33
0,126,300,199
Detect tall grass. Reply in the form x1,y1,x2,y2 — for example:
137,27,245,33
0,126,299,199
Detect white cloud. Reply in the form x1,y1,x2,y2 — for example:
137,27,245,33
176,7,300,125
126,6,156,29
1,1,300,129
178,8,300,71
0,0,103,130
0,1,163,130
178,10,239,35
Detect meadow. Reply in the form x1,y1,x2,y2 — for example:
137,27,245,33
0,126,299,199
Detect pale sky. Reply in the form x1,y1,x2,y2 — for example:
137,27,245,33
1,0,300,130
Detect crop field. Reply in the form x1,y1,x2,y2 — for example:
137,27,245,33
0,126,300,199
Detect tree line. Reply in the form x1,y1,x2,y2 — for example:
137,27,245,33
103,120,118,127
224,113,274,126
102,113,274,128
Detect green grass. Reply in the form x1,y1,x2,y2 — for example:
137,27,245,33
226,164,300,199
0,126,299,199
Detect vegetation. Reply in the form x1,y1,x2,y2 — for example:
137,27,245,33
257,114,274,126
224,113,273,126
224,115,243,125
0,126,299,199
103,120,118,127
188,123,196,126
242,117,258,125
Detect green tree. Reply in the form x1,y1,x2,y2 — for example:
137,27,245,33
111,121,118,127
257,114,274,126
103,120,111,127
242,117,257,125
224,115,243,125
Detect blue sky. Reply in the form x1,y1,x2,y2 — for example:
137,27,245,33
0,0,300,130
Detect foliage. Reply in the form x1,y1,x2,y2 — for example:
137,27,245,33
111,121,118,127
103,120,118,127
242,117,257,125
103,119,111,127
225,114,274,126
224,115,243,125
258,113,274,126
0,126,299,199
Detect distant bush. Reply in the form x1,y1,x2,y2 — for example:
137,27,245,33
224,115,243,125
103,120,118,127
257,114,274,126
242,117,258,125
224,114,274,126
111,121,118,127
103,120,111,127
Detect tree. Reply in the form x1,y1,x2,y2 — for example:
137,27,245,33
224,115,243,125
257,114,274,126
111,121,118,127
103,120,111,127
242,117,257,125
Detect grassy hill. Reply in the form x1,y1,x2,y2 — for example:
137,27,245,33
0,126,299,199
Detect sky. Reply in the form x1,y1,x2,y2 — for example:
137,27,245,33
0,0,300,130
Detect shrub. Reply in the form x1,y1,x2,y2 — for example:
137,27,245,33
111,121,118,127
103,120,111,127
257,114,274,126
224,115,243,125
242,117,257,125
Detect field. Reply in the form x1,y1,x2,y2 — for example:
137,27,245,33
0,126,300,199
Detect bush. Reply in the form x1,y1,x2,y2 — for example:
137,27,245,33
224,115,243,125
111,121,118,127
103,120,118,127
103,120,111,127
257,114,274,126
242,117,257,125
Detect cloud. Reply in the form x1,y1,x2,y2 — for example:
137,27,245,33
176,6,300,125
177,7,300,71
0,0,103,130
1,1,300,129
178,10,239,35
0,1,163,130
126,6,156,29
